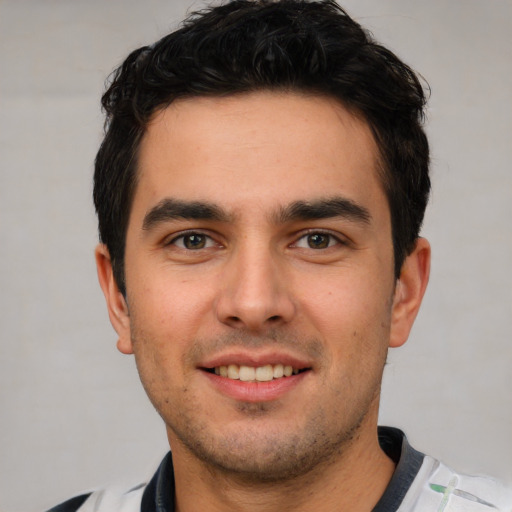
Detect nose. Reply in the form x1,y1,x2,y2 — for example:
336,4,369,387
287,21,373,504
215,245,296,331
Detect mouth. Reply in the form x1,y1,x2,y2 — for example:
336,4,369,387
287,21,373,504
203,363,310,382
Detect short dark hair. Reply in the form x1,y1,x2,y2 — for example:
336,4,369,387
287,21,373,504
94,0,430,296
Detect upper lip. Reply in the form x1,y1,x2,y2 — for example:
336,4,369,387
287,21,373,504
199,350,313,370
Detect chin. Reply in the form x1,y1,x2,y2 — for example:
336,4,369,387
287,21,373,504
169,407,365,483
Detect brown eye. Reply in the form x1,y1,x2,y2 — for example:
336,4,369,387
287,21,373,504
184,234,206,249
293,232,342,250
306,233,330,249
172,233,213,250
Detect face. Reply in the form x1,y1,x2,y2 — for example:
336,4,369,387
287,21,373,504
97,92,429,481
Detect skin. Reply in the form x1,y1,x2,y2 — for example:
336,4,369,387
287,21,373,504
96,91,430,512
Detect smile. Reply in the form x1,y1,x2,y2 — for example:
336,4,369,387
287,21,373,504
207,364,307,382
201,359,312,402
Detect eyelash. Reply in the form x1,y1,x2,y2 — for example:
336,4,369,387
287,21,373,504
166,230,345,251
292,231,345,250
166,231,219,250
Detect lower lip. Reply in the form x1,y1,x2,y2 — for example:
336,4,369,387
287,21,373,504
202,370,309,402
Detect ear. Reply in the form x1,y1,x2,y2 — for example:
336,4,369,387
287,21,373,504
95,244,133,355
389,237,431,348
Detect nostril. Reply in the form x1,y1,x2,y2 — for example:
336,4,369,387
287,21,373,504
268,315,281,322
226,316,244,326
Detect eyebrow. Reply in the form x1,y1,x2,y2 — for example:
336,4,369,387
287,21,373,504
142,195,371,231
274,197,371,225
142,198,231,230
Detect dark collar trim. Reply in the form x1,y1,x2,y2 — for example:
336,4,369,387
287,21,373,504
141,452,175,512
372,426,425,512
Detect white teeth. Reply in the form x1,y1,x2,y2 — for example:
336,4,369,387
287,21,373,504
227,364,239,379
255,364,273,382
213,363,303,381
239,365,255,381
273,364,284,379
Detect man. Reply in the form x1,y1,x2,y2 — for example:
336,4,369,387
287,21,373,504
47,1,511,511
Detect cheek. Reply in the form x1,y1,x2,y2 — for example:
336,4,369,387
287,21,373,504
297,266,392,326
126,276,220,387
294,266,394,377
130,270,214,331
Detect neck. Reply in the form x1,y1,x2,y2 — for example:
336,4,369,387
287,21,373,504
170,421,395,512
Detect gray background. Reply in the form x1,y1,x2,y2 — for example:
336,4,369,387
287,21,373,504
0,1,511,511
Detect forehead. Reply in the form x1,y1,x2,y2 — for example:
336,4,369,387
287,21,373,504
134,91,385,220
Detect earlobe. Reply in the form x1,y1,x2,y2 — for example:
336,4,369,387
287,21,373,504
95,244,133,355
389,238,431,348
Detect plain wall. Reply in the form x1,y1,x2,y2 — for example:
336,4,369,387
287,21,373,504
0,1,511,511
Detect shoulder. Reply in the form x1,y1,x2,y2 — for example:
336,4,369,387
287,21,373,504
45,484,146,512
44,452,174,512
402,455,512,512
45,494,91,512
